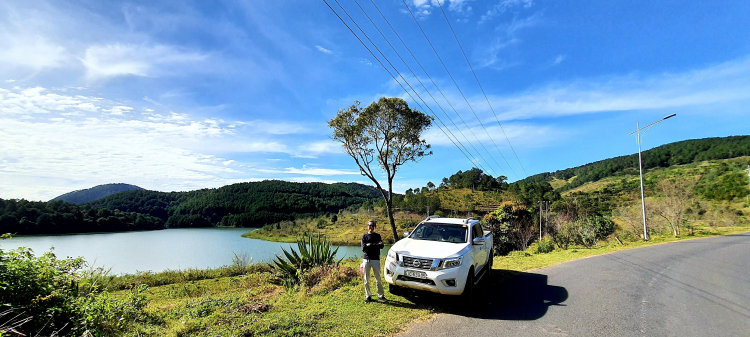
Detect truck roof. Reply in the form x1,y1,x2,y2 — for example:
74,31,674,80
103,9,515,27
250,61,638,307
422,216,479,225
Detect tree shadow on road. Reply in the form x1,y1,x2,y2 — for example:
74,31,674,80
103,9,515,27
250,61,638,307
396,270,568,320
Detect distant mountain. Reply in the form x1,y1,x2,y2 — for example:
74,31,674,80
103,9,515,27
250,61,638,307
50,183,143,204
86,180,382,228
516,135,750,192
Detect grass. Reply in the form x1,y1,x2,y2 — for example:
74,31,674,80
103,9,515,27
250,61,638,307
111,222,749,336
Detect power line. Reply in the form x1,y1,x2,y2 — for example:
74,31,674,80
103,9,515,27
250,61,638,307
333,0,497,174
330,0,497,174
352,0,506,177
435,0,528,176
400,0,518,179
321,0,487,172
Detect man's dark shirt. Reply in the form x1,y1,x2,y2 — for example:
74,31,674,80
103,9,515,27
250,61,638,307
361,232,384,260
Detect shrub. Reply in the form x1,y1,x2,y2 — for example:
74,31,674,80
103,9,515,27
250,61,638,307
271,234,340,288
534,239,555,254
399,219,417,230
0,247,148,336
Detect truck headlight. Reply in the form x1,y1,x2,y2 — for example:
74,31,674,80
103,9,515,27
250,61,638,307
438,256,462,270
387,250,397,261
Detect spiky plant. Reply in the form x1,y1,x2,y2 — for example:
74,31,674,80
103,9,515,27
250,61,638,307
271,233,341,287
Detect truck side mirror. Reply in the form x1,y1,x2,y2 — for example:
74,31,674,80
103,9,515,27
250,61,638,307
472,237,485,245
403,231,410,237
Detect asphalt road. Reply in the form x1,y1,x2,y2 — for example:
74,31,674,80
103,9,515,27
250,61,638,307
398,233,750,337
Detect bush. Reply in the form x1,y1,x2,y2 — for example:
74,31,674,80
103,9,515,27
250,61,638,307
535,239,555,254
271,234,340,288
554,216,615,249
399,219,417,230
0,247,148,336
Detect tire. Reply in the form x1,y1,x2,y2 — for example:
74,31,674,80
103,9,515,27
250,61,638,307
462,268,474,301
486,251,494,279
389,283,402,296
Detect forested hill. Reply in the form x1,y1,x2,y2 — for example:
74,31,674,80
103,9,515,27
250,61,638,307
517,136,750,192
87,180,382,228
50,183,143,204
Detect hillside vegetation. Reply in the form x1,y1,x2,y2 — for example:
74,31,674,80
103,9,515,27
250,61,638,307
2,181,381,235
518,135,750,192
50,183,143,204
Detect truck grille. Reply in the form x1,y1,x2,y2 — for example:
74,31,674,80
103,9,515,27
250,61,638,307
402,256,433,270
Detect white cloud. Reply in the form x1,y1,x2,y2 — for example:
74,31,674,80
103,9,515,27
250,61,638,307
0,32,68,72
106,106,133,115
80,44,208,81
409,0,473,17
553,55,565,65
481,57,750,121
297,140,342,157
241,120,310,135
255,165,359,176
315,45,333,54
477,13,541,68
0,86,306,200
479,0,534,24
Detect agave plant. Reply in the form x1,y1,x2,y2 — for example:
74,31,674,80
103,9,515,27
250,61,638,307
272,233,341,287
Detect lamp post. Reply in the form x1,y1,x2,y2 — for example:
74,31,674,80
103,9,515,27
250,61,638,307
629,114,676,241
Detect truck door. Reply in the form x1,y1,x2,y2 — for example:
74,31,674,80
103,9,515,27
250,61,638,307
470,224,486,273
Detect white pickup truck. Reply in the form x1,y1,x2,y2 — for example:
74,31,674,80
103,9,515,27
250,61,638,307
383,216,493,298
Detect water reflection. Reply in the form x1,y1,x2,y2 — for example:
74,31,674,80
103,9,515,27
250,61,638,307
2,228,383,275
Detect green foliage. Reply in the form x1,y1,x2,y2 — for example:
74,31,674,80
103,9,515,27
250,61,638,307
483,204,534,255
271,234,340,288
328,97,434,240
694,163,750,200
1,181,382,235
508,181,561,208
441,168,508,191
0,199,163,235
50,183,143,204
518,136,750,191
554,216,615,249
534,239,555,254
0,247,147,336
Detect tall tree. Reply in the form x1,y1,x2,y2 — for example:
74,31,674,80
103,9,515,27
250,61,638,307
328,97,433,241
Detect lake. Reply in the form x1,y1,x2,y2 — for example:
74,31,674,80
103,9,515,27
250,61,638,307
1,228,386,275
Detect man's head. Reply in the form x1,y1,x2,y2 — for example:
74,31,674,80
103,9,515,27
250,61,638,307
367,220,376,233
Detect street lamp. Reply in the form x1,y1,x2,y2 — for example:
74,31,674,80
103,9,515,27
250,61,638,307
629,114,675,241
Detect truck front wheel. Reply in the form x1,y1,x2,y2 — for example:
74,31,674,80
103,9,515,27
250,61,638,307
389,283,403,296
461,268,474,301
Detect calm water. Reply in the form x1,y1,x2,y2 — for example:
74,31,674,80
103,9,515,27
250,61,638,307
1,228,386,275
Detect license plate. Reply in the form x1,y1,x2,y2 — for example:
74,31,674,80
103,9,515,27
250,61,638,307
405,270,428,279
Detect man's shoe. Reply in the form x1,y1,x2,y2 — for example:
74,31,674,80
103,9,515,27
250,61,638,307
364,296,371,304
378,296,387,302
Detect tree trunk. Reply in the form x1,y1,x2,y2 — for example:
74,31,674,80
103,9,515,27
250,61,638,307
386,198,398,242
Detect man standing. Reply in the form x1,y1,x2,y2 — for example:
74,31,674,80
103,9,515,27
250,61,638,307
361,220,386,303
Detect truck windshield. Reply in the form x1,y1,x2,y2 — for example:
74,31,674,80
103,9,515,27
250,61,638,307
409,223,467,243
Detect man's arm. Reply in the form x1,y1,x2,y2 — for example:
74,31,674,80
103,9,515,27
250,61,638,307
361,234,367,252
375,234,384,249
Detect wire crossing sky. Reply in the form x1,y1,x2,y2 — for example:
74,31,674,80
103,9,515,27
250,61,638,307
1,0,749,200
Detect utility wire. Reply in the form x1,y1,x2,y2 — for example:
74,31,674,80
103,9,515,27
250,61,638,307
435,0,528,176
352,0,505,177
333,0,495,174
322,0,486,172
331,0,496,174
400,0,518,179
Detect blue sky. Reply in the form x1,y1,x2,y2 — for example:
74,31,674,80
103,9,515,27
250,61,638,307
1,0,749,201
